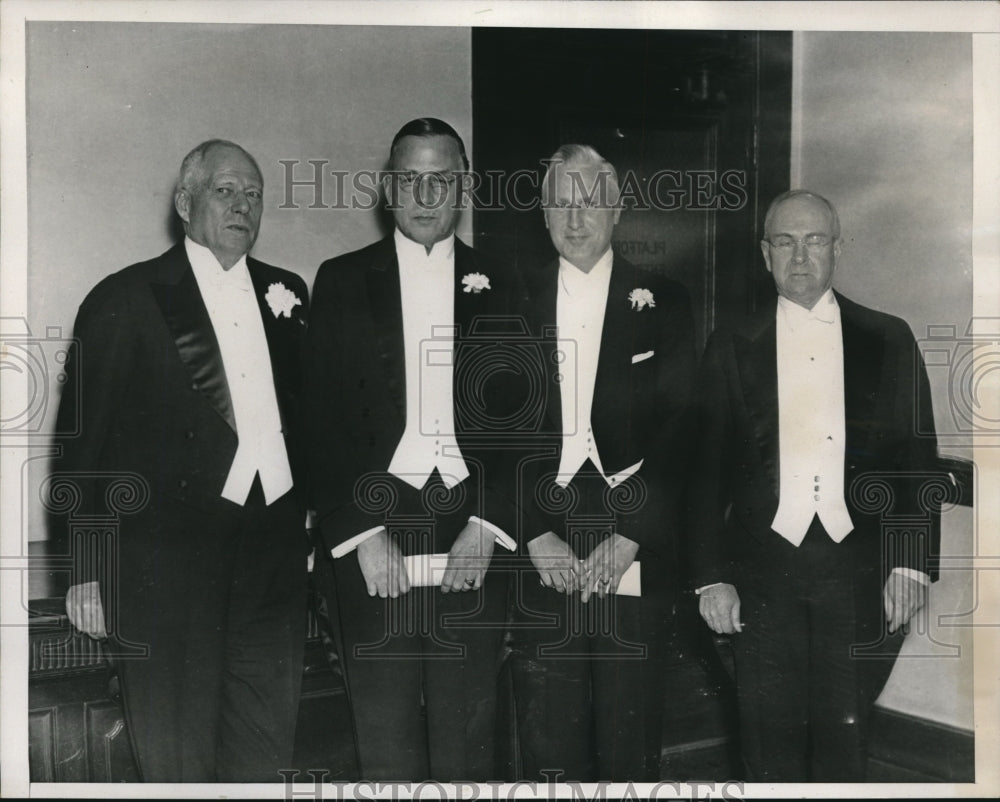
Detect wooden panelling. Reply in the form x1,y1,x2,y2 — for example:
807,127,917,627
28,708,56,783
29,591,355,782
868,706,974,783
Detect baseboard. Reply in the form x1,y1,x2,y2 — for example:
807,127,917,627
867,705,974,782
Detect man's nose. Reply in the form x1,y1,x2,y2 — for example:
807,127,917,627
231,190,251,213
791,240,808,262
567,207,583,228
415,184,434,205
415,180,444,206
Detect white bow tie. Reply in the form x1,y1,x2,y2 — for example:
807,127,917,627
782,299,836,327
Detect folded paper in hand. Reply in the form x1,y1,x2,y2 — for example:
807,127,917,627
592,561,641,596
404,554,641,596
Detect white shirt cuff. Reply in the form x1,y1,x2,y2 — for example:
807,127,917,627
892,567,931,586
330,525,386,559
330,518,516,559
695,582,724,595
606,458,644,487
471,516,517,551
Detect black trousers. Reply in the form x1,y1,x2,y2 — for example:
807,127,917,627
112,479,308,782
328,468,510,781
508,471,675,782
731,516,905,782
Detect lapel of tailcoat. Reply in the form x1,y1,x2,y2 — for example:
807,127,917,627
150,242,236,433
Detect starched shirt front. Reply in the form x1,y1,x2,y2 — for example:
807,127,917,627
771,290,854,544
186,237,293,506
555,248,643,488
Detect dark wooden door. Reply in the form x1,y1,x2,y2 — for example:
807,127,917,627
472,28,792,348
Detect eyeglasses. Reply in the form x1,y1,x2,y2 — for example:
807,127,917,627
766,234,833,251
394,172,458,194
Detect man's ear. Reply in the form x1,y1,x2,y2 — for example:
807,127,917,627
760,240,772,273
174,189,191,224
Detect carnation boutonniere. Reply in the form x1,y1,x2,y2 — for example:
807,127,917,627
628,288,655,311
461,272,491,294
265,282,302,319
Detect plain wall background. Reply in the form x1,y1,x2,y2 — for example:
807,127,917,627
795,31,974,730
795,31,973,456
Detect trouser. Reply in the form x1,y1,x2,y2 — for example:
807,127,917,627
731,516,905,782
332,550,510,780
508,471,675,782
113,479,308,782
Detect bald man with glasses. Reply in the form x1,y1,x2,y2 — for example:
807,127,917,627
688,190,944,781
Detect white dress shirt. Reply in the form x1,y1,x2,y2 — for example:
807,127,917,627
555,248,643,488
387,230,470,490
772,290,854,545
186,237,293,505
330,230,514,559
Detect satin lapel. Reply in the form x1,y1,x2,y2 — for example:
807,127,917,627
839,296,883,464
365,238,406,416
150,244,236,432
591,259,636,420
734,305,779,496
533,264,563,436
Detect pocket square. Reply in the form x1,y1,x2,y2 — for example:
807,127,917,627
631,350,655,364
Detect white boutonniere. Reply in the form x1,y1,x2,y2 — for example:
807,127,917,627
265,282,302,318
628,288,656,311
461,273,491,294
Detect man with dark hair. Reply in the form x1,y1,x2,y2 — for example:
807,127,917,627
689,189,942,781
509,144,697,780
58,139,310,781
305,118,522,779
389,117,471,171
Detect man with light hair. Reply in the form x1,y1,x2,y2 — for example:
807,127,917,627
57,139,310,781
509,143,697,780
689,189,942,780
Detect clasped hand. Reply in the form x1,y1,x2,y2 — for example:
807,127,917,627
528,532,638,602
357,521,494,598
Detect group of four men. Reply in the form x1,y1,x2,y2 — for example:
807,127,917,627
57,117,939,784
